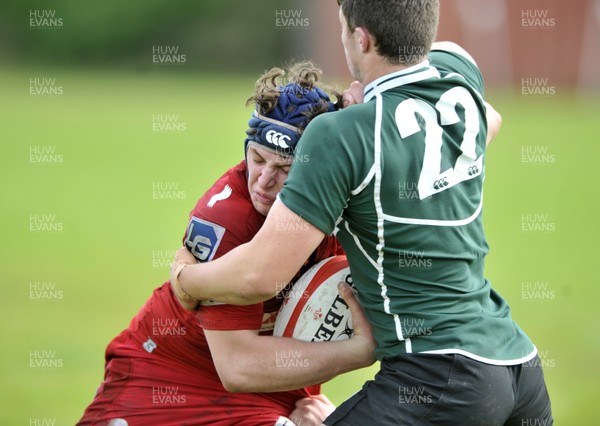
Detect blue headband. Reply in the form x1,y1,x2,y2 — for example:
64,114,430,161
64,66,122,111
244,83,336,156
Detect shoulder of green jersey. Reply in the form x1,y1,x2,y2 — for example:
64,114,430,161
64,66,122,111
430,41,478,67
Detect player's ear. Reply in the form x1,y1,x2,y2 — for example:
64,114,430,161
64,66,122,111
354,27,372,53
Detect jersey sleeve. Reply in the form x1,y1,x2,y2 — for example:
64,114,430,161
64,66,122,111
182,164,266,330
429,49,485,97
279,111,360,236
182,163,261,263
196,303,264,330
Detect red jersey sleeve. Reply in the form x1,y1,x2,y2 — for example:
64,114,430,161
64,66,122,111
197,303,264,331
182,161,268,331
182,161,265,262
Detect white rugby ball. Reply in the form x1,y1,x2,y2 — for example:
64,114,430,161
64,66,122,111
274,256,354,342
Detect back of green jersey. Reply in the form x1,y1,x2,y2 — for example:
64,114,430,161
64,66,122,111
280,50,535,364
362,52,496,357
379,78,485,223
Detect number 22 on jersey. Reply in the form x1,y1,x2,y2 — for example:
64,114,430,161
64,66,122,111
395,86,484,200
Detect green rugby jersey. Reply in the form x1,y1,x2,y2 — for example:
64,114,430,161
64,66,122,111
279,50,535,364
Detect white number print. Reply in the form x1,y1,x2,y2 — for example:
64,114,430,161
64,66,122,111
395,86,483,200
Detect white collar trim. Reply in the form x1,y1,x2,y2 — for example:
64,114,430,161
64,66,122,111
363,60,440,103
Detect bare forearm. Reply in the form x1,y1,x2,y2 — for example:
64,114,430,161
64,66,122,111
205,283,377,393
178,242,279,305
176,201,325,305
217,335,370,393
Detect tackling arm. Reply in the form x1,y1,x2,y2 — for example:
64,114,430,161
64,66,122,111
173,200,324,305
204,283,375,393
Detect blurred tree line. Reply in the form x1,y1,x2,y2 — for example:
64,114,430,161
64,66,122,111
0,0,297,72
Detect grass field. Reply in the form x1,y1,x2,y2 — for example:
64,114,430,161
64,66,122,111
1,67,598,424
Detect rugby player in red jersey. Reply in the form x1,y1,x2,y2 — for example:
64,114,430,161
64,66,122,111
77,62,375,426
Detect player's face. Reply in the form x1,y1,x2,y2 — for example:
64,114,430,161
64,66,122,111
246,145,293,216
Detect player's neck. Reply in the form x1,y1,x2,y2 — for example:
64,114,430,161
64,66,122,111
358,56,410,88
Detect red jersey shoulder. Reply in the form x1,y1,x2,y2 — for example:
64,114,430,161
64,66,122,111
183,161,265,262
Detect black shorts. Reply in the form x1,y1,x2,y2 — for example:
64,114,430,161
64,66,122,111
323,353,552,426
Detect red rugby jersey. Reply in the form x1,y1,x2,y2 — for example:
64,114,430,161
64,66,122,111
79,160,342,425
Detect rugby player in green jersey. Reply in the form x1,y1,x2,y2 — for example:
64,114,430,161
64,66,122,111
170,1,552,424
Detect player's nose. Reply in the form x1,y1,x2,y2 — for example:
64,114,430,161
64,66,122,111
257,167,277,187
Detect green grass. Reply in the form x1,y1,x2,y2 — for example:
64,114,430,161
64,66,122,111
1,68,598,424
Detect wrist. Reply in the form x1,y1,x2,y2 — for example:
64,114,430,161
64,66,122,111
173,263,198,303
345,335,376,369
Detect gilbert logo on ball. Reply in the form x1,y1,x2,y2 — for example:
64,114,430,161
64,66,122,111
274,256,355,342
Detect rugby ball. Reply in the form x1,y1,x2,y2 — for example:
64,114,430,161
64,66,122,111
273,256,354,342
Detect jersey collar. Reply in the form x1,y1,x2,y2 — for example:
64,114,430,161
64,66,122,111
363,60,440,103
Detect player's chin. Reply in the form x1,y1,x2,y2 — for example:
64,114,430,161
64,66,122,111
251,197,273,217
